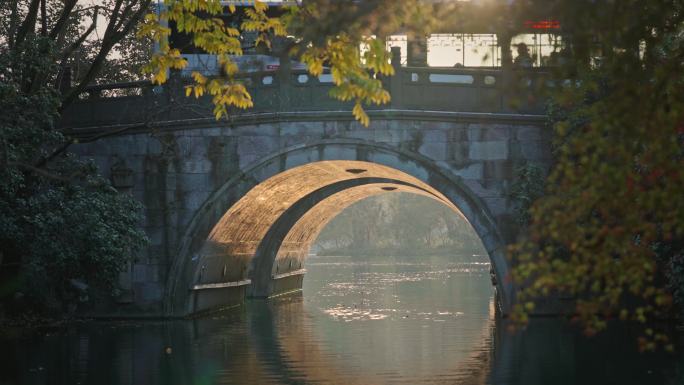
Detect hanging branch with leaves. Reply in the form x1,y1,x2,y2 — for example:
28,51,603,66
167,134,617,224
139,0,401,125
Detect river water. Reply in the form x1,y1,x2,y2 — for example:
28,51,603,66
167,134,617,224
1,254,683,385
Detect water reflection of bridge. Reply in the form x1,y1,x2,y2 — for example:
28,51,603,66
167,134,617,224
4,302,679,385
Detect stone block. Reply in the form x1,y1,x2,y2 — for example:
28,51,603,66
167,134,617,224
421,121,458,131
323,121,343,137
145,226,166,246
452,162,484,180
165,188,184,205
366,119,389,131
146,264,162,283
234,124,279,137
249,159,285,181
141,191,165,210
141,171,176,191
421,129,448,143
480,177,510,194
386,119,407,131
179,190,210,210
483,160,515,180
395,130,424,153
367,153,429,181
373,128,408,144
142,138,162,155
138,283,163,302
284,148,320,169
462,179,504,199
238,152,260,169
515,125,544,141
130,135,153,154
199,127,223,136
340,128,375,141
321,145,357,161
483,197,509,217
467,124,511,141
447,125,468,141
418,141,447,161
468,141,508,160
126,154,147,171
111,136,148,155
237,135,280,156
145,209,166,227
280,121,325,136
281,134,320,148
145,244,166,262
207,136,238,159
132,263,148,283
173,208,197,230
175,173,212,192
446,142,470,164
176,136,209,159
319,121,339,135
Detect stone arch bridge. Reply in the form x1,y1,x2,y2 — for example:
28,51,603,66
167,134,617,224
61,66,552,317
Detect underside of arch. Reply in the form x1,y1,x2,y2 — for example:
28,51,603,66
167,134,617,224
184,160,506,316
258,182,456,298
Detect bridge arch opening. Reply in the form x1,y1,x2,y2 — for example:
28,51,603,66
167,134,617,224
167,148,513,317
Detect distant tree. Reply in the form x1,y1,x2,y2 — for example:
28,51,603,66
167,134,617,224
2,0,153,105
315,193,484,257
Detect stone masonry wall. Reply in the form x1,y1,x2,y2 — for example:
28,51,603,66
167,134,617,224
71,115,550,314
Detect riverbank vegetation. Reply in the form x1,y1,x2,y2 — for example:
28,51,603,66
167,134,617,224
506,1,684,351
0,0,151,320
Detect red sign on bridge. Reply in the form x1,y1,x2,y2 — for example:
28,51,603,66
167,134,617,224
524,20,561,30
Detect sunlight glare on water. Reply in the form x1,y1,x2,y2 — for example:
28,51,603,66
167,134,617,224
297,254,495,384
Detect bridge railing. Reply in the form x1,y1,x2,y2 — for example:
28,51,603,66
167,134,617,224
60,67,550,130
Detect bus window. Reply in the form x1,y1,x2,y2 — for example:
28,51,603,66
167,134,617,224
427,34,500,68
511,33,563,67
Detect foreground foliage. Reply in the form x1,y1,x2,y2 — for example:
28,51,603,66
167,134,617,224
141,0,448,125
0,1,151,313
509,0,684,350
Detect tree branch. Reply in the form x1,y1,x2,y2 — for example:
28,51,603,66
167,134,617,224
14,0,41,47
60,8,98,61
104,0,126,40
8,0,19,49
9,161,75,183
114,1,137,32
48,0,78,40
40,0,47,36
61,0,153,109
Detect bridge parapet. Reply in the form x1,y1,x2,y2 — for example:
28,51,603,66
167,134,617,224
60,67,550,131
